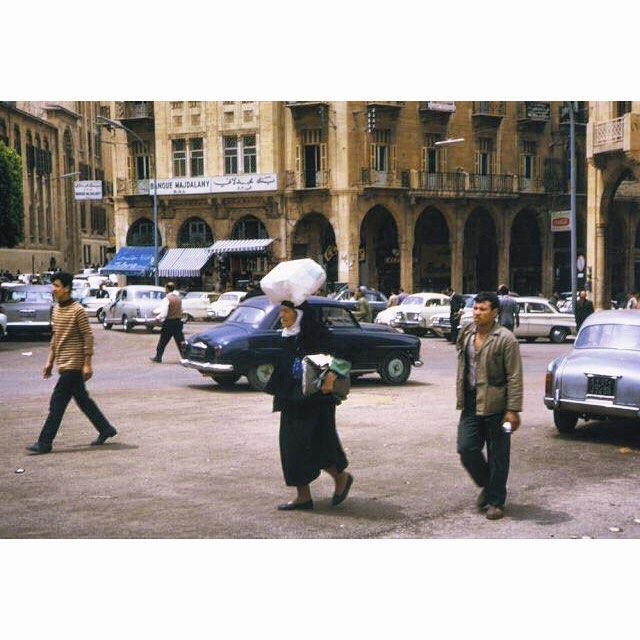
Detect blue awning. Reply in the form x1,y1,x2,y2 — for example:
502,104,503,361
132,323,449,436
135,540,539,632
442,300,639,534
210,238,274,254
158,248,214,278
101,246,158,276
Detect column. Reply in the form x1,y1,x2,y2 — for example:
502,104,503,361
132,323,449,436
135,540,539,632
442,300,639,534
450,207,463,292
586,161,606,309
541,214,554,297
400,206,415,293
497,209,510,287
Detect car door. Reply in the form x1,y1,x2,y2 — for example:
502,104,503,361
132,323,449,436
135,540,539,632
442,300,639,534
523,301,551,337
109,289,125,322
317,304,373,369
513,301,527,337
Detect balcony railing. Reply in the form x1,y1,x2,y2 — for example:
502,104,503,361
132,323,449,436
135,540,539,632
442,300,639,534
517,177,545,193
361,169,404,188
594,116,624,147
420,172,466,192
117,178,150,196
285,170,331,189
116,101,154,121
468,173,514,193
472,102,507,117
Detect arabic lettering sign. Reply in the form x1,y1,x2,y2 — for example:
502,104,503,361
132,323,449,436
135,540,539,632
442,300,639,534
551,210,571,232
74,180,103,200
149,173,278,195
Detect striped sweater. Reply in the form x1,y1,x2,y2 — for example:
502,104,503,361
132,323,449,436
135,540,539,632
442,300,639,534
50,300,94,372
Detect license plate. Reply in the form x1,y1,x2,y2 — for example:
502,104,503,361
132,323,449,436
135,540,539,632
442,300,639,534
587,375,616,397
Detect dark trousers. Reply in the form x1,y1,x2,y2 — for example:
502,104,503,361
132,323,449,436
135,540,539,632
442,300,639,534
38,371,114,445
449,316,459,342
155,318,185,360
457,389,511,507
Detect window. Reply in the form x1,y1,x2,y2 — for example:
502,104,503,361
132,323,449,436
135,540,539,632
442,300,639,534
371,129,391,171
527,302,549,314
13,126,21,156
319,306,357,328
0,119,7,145
224,135,258,175
231,216,268,240
189,138,204,176
83,245,92,266
474,137,495,175
178,217,213,247
423,133,444,173
616,102,632,117
131,141,149,179
520,140,539,179
171,101,183,110
172,139,187,176
188,101,200,108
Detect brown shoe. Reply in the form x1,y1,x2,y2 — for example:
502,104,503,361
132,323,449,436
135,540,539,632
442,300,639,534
485,505,504,520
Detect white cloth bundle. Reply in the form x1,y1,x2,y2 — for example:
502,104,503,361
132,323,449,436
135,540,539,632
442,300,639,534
260,258,326,306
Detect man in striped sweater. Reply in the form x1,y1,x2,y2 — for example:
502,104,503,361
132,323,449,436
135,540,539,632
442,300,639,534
27,272,117,454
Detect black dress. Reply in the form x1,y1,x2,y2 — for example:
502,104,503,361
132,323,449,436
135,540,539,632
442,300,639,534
265,309,349,487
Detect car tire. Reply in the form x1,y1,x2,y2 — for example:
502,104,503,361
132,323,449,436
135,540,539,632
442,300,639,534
102,317,113,330
212,373,241,388
549,327,568,344
246,363,274,391
97,308,106,323
379,352,411,385
554,410,578,433
146,325,155,333
123,315,133,332
182,313,193,323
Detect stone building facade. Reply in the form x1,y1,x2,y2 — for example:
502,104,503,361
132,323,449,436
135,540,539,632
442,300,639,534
0,101,115,275
106,101,588,294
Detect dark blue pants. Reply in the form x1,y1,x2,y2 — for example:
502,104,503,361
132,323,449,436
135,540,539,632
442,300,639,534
155,319,185,360
38,371,114,445
457,389,511,507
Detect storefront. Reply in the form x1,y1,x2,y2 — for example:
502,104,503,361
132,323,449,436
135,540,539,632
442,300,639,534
157,247,216,290
101,246,159,283
209,239,274,290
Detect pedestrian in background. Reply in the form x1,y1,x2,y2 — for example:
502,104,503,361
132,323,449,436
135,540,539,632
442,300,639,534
397,288,408,304
26,272,118,454
265,301,353,511
574,290,594,331
456,292,523,520
625,291,638,309
497,284,520,332
447,287,465,344
150,282,186,363
95,283,109,299
353,288,372,323
387,290,399,308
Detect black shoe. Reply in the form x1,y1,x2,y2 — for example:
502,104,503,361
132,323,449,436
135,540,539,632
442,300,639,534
26,442,52,455
149,357,161,363
277,500,314,511
331,473,354,506
476,488,489,511
91,427,118,446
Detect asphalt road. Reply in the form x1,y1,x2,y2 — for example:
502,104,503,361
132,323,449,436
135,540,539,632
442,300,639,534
1,321,639,539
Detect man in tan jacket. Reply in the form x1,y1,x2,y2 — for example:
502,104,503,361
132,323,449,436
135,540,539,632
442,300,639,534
455,291,523,520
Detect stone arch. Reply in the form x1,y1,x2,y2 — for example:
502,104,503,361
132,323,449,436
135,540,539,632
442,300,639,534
359,205,399,294
607,209,627,301
231,214,269,240
291,212,338,287
509,208,542,295
463,207,497,292
126,217,162,247
413,206,451,292
177,216,214,247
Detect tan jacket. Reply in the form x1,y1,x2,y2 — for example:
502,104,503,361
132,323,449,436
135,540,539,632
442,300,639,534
456,321,523,415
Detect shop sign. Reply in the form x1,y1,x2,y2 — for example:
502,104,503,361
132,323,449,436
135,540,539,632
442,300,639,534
551,210,571,232
74,180,103,200
149,173,278,196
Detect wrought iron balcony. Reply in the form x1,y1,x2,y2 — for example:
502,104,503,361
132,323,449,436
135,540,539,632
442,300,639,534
419,172,466,192
115,101,154,121
589,116,631,156
517,102,551,122
517,176,546,193
117,178,150,196
472,102,507,118
468,173,515,193
361,169,404,188
285,169,331,190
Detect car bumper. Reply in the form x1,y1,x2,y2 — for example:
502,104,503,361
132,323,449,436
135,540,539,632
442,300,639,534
390,320,425,330
133,317,158,326
544,396,640,419
180,359,235,374
7,321,52,331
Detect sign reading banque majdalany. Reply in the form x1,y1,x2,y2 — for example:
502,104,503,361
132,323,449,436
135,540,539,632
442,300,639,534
149,173,278,196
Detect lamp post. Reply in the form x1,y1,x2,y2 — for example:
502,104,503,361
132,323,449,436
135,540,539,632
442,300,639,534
566,101,578,311
96,114,159,286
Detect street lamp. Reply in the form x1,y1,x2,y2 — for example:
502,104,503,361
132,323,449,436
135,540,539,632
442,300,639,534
96,114,159,286
434,138,465,147
565,102,578,311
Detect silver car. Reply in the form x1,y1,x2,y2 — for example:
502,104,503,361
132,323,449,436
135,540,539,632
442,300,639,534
544,310,640,433
102,285,165,332
0,284,53,336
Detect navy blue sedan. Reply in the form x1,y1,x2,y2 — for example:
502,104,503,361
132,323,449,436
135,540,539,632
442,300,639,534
180,296,423,390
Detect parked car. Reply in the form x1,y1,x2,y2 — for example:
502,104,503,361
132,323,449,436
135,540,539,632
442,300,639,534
0,284,53,336
544,310,640,433
181,291,220,322
332,287,389,320
429,295,476,338
102,285,166,332
459,296,576,343
181,295,423,390
207,291,246,321
0,312,7,340
81,287,121,323
375,292,450,336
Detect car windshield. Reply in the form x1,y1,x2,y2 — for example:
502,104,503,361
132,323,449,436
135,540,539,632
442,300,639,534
184,292,202,299
9,290,53,303
227,306,265,325
219,294,237,302
403,296,424,305
575,324,640,351
135,291,165,300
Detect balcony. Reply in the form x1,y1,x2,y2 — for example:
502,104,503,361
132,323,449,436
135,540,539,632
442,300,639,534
115,101,154,121
285,170,331,190
588,113,640,158
468,174,515,194
517,177,545,193
284,101,329,121
517,102,551,123
366,101,404,118
419,172,466,192
361,169,405,188
117,178,150,196
472,102,506,118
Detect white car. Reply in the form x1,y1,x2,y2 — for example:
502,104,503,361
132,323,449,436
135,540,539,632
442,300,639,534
81,287,121,322
459,296,576,343
0,312,7,340
207,291,247,321
375,292,450,336
181,291,219,322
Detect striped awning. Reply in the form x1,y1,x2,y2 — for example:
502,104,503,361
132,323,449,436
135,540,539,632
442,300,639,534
157,248,214,278
210,238,274,254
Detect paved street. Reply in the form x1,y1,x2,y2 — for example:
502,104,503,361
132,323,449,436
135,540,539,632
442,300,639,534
1,321,639,539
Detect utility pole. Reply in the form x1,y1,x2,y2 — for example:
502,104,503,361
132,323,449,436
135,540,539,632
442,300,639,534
568,101,577,310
